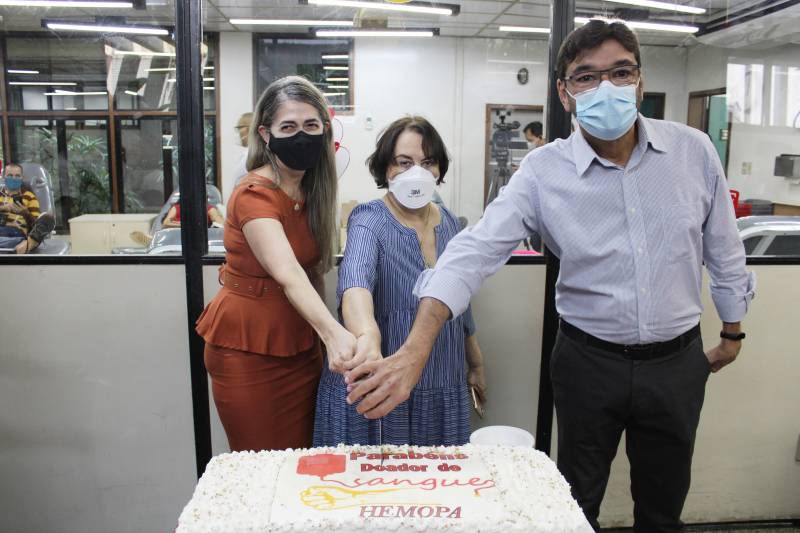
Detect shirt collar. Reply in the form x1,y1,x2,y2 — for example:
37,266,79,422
571,114,667,177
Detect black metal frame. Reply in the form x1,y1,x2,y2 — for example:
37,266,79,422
535,0,575,457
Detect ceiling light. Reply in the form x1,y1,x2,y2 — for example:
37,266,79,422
316,29,436,37
322,54,349,60
327,85,349,89
499,25,550,33
0,1,132,6
114,50,176,57
575,16,698,32
308,0,455,16
323,92,346,96
166,78,215,83
9,81,78,86
7,69,40,74
323,65,349,70
203,87,215,91
45,22,169,35
326,77,349,82
229,18,354,26
146,66,214,72
44,90,108,96
602,0,705,14
124,90,139,96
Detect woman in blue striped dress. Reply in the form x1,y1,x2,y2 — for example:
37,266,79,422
313,116,486,446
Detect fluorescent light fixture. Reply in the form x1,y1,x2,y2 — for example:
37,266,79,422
46,21,169,35
575,16,698,33
603,0,705,14
9,81,78,86
124,90,139,96
316,29,436,37
166,77,215,82
323,92,346,97
203,87,215,91
326,77,349,82
7,69,40,74
309,0,453,15
0,1,132,6
499,25,550,33
114,50,176,57
44,90,108,96
146,66,214,72
322,54,349,60
323,65,349,70
229,18,354,26
327,85,349,89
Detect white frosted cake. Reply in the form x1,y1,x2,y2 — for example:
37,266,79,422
176,444,590,533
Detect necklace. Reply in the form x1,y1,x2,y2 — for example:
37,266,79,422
387,196,435,267
269,156,302,211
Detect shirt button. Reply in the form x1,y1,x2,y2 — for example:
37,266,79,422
637,247,643,254
640,287,647,294
629,208,636,214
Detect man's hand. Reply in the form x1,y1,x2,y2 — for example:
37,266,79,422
468,363,487,410
344,346,427,419
705,339,741,372
14,240,28,254
323,325,358,374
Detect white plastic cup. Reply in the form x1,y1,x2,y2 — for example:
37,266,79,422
469,425,535,447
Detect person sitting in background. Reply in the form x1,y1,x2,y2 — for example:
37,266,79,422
162,196,225,228
523,121,545,149
0,163,55,254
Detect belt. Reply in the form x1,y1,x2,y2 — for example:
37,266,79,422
219,266,283,298
559,320,700,360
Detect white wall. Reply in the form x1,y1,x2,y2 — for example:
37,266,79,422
0,266,198,533
640,45,688,123
218,32,254,202
598,266,800,526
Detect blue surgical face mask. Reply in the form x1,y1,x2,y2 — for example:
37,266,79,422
569,80,638,141
4,176,22,191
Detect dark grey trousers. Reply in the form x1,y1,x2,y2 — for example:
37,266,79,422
550,328,710,533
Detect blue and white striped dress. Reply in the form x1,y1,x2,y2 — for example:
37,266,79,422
313,199,476,446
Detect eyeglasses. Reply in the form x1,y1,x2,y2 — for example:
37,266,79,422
392,156,437,171
563,64,641,93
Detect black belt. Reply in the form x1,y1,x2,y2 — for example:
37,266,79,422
559,320,700,360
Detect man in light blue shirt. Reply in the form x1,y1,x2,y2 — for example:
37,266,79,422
345,20,754,532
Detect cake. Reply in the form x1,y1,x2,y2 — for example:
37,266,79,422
176,444,591,533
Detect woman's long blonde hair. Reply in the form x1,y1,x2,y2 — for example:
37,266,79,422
246,76,338,272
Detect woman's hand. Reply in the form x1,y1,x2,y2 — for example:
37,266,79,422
324,325,358,374
343,334,383,371
468,363,487,413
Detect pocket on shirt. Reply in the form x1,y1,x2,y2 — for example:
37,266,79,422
660,202,703,263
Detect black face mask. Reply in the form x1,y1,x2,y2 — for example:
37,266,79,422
268,130,324,171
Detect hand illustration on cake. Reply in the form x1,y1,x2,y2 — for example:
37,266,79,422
300,485,436,511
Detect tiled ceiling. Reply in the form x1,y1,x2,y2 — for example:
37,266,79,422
0,0,794,47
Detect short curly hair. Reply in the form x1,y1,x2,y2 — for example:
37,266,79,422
367,116,449,189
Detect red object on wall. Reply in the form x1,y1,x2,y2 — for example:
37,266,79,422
297,454,347,478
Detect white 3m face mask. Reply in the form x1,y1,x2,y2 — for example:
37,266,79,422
388,165,437,210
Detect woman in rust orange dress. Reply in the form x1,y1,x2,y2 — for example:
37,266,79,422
196,76,356,452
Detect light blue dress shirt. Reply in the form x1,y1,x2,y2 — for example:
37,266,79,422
416,116,756,344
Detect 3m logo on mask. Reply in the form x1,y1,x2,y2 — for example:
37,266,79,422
389,165,437,210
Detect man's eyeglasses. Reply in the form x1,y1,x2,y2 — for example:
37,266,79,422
392,156,437,171
563,64,641,93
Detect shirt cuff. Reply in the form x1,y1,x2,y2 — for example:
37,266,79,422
413,268,471,320
712,270,756,323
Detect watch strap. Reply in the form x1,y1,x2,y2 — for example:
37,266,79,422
720,331,746,341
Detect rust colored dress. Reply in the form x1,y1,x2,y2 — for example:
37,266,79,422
196,174,322,452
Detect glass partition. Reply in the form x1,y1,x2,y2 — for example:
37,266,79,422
0,5,219,255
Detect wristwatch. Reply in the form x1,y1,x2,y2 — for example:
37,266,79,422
720,331,746,341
